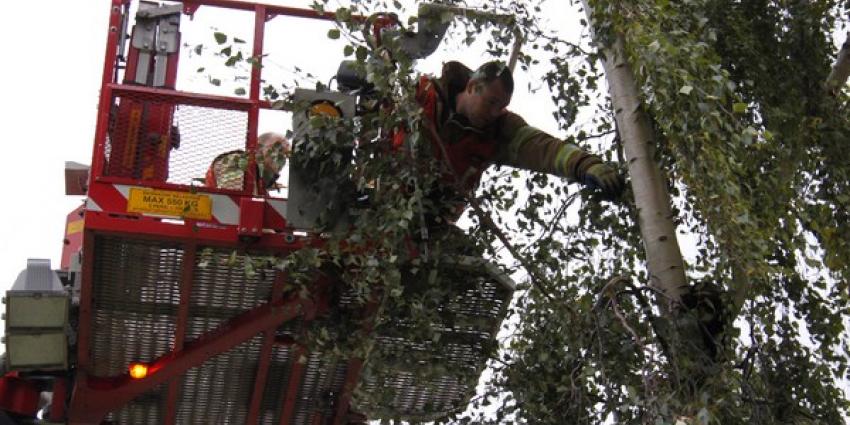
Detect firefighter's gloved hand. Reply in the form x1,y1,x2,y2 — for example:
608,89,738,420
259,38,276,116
584,163,625,200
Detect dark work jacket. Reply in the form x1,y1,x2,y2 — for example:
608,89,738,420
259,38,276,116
415,61,603,202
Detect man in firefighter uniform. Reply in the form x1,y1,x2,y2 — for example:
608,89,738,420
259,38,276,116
414,60,624,222
205,132,291,195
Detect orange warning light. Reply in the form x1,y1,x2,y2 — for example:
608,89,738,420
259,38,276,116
309,101,342,118
129,362,149,379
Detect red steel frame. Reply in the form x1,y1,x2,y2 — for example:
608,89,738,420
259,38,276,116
65,1,372,424
162,242,197,425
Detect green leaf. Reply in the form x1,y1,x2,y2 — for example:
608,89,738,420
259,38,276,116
679,85,693,95
733,102,748,114
327,28,341,40
355,46,368,62
389,287,403,298
763,129,774,141
343,45,354,57
213,32,227,44
335,7,351,22
226,250,238,266
233,37,246,44
244,257,256,278
234,87,246,96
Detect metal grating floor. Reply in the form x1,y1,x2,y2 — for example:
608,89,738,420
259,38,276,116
87,237,513,424
88,237,355,424
355,257,514,421
174,335,264,423
91,236,183,424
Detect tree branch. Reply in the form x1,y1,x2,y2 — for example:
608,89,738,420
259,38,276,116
469,197,559,304
579,129,617,141
521,190,577,254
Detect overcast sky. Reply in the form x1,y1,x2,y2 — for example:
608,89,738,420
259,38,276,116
1,1,107,287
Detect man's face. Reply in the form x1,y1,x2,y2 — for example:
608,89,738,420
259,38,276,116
458,79,511,128
257,137,290,188
258,137,289,168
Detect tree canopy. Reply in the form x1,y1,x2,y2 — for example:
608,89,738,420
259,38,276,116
209,0,850,422
471,1,850,423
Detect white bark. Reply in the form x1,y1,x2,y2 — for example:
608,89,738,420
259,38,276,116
581,1,687,307
825,32,850,95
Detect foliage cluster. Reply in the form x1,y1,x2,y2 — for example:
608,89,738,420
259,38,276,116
481,1,850,424
207,0,850,423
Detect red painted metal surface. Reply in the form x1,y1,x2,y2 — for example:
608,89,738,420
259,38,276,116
245,272,286,424
75,231,97,374
0,375,39,417
105,97,173,181
163,243,196,425
111,0,183,180
63,1,373,423
106,6,178,182
277,344,308,425
243,4,266,196
90,0,126,182
82,210,310,250
60,204,86,270
85,179,291,235
331,299,380,425
69,293,311,424
181,0,366,22
108,84,255,110
49,377,68,422
332,359,364,425
121,16,140,84
238,197,266,238
278,289,323,425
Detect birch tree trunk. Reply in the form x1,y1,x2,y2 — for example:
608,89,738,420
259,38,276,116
581,1,687,309
826,32,850,95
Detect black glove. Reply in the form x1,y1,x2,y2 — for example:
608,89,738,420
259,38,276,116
583,163,625,200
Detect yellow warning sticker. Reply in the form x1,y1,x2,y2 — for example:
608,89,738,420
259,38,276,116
127,188,212,220
66,220,84,235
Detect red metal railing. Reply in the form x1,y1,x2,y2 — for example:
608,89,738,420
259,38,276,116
70,1,369,424
65,3,509,423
